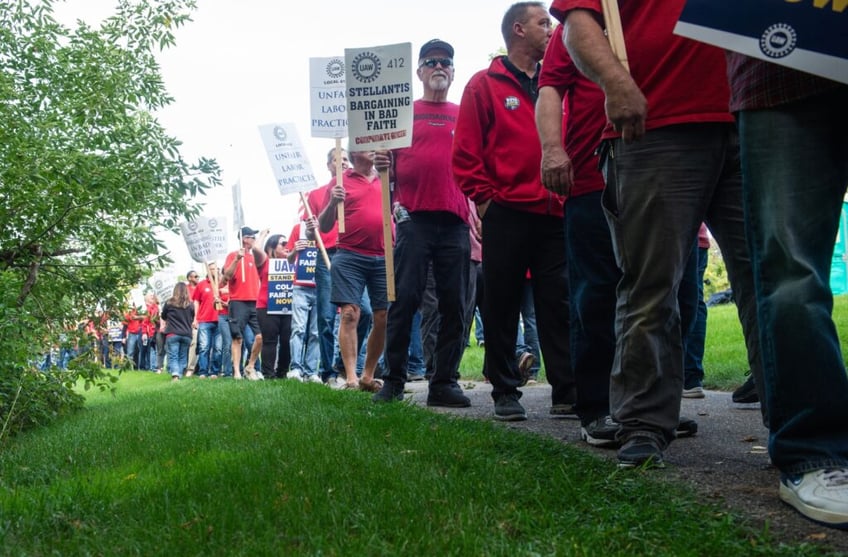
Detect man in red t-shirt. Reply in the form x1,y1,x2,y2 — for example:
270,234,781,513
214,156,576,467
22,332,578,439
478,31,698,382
318,150,390,392
221,226,265,380
192,262,223,378
550,0,761,468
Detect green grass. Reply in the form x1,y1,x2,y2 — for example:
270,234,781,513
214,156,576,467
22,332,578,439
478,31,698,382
0,373,832,556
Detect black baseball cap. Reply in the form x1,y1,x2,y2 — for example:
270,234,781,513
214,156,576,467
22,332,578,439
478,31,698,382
240,226,259,238
419,39,454,59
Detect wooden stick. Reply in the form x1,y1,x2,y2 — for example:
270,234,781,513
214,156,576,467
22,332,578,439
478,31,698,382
335,138,345,233
299,191,331,270
601,0,629,72
207,261,222,311
380,168,395,302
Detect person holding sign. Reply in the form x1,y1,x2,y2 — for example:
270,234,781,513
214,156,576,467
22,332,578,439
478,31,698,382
221,226,265,380
286,219,321,383
192,263,223,379
318,149,390,391
453,2,574,423
550,0,761,468
256,232,293,380
307,148,373,383
726,55,848,529
374,39,471,408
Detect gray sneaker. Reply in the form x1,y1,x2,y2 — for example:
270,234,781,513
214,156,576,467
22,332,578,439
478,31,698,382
517,352,536,386
494,393,527,421
580,416,620,448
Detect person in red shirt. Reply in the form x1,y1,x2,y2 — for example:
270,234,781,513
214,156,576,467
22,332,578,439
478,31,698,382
307,149,373,383
192,262,223,378
184,270,200,376
550,0,761,468
221,226,265,380
318,150,390,391
452,2,574,423
123,307,144,369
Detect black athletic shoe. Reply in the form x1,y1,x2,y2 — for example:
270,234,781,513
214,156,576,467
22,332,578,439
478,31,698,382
732,371,759,403
372,381,404,403
494,392,527,421
618,436,665,469
427,384,471,408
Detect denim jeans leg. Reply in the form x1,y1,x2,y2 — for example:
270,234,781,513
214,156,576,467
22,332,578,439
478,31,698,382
166,335,182,377
315,253,336,379
683,247,708,388
217,314,232,377
196,322,215,376
290,286,312,375
739,92,848,475
566,191,618,424
407,310,425,377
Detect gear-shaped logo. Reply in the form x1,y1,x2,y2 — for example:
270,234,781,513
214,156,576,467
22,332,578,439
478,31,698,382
326,58,345,79
208,218,218,229
760,23,797,59
188,221,199,232
351,51,381,83
273,126,288,142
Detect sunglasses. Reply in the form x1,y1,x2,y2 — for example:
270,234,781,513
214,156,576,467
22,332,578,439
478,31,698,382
420,57,453,69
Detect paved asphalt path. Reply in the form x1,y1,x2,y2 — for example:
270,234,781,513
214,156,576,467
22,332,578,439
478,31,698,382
399,381,848,553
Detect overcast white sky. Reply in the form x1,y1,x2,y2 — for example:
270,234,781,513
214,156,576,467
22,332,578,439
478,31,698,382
53,0,524,273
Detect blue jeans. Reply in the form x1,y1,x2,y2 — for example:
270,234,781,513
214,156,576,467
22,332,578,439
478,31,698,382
602,123,761,447
683,246,709,389
384,213,470,387
217,314,233,377
125,332,142,370
290,286,320,377
166,334,191,378
196,321,221,376
738,89,848,475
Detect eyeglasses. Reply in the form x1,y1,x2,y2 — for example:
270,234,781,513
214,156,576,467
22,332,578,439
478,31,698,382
420,57,453,69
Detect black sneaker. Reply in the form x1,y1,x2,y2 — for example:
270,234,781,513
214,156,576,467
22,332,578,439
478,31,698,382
427,384,471,408
676,416,698,438
494,393,527,421
617,435,665,469
372,381,404,403
732,371,759,403
580,416,620,448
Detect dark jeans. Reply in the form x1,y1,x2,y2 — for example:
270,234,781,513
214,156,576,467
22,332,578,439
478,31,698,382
385,212,470,387
739,89,848,475
683,246,709,389
602,123,761,447
481,203,573,404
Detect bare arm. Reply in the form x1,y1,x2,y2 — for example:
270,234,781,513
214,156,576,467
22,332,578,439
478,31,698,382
563,9,646,142
536,86,573,196
318,184,344,233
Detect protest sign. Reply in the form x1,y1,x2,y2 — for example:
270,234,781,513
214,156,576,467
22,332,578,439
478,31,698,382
232,180,244,233
310,56,348,139
675,0,848,85
258,123,319,195
267,258,294,315
344,42,414,150
149,268,179,304
179,216,229,264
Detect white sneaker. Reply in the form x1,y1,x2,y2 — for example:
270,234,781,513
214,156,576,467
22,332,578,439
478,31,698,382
286,370,304,382
779,468,848,528
305,373,323,384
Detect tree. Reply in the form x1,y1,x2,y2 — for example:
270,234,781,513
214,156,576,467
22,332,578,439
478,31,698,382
0,0,221,439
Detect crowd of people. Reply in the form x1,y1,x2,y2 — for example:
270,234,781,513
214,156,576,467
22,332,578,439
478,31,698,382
55,2,847,530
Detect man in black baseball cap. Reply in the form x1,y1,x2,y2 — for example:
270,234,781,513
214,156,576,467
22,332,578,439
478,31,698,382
240,226,259,238
419,38,454,60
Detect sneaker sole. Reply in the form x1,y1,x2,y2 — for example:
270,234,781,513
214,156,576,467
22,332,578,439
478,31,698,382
427,400,471,408
779,481,848,528
580,428,619,448
617,456,666,469
494,413,527,422
682,388,705,399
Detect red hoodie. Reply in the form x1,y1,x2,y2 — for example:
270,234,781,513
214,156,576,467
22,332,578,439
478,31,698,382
452,56,564,217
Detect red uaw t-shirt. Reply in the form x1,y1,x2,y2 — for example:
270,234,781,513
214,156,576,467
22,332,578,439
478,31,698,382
323,168,390,256
223,249,260,301
549,0,734,140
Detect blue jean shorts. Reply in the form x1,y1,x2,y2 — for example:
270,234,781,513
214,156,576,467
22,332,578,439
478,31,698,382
330,249,388,311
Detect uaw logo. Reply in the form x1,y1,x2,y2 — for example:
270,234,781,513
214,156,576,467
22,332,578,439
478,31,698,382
326,58,345,79
273,126,288,142
187,221,199,232
504,96,520,111
208,218,219,229
760,23,797,59
351,51,381,83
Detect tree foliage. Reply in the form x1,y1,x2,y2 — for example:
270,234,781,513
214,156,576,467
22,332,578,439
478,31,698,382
0,0,221,440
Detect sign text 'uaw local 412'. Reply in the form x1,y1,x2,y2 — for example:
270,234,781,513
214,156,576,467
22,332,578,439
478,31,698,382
345,42,413,151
